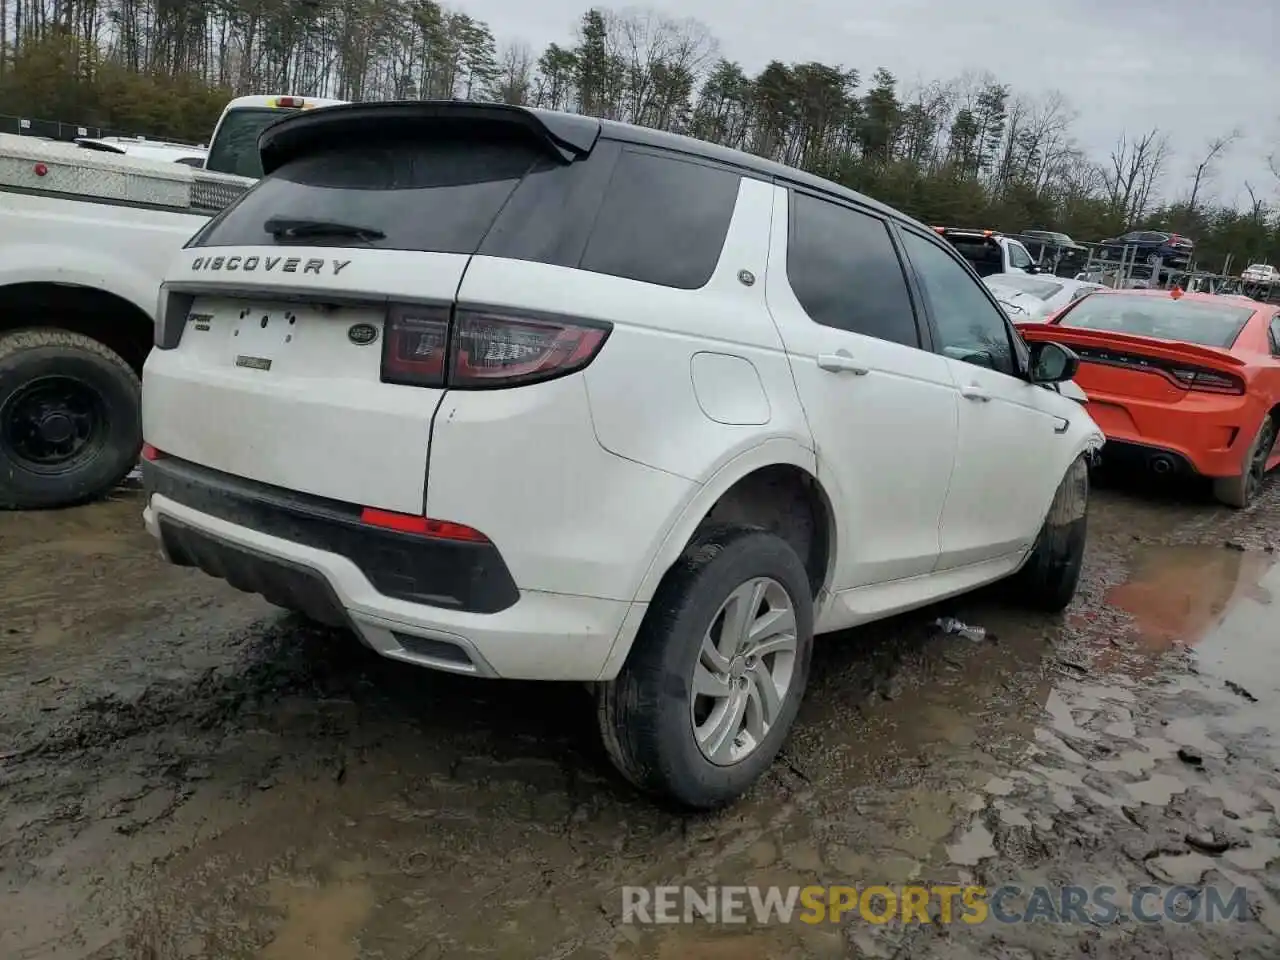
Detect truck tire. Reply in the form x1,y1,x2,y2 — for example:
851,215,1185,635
1011,454,1089,612
597,524,814,810
1213,415,1276,509
0,329,142,510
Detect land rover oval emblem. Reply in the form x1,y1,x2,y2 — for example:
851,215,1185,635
348,323,378,346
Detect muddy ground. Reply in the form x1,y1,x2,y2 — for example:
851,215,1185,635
2,470,1280,959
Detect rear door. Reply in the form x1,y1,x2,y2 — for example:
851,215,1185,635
144,114,592,514
764,187,958,588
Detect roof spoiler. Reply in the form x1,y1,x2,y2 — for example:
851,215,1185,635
258,100,602,174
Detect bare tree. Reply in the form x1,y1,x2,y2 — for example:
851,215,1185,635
1105,128,1171,223
1242,182,1268,225
492,41,534,104
1186,128,1241,213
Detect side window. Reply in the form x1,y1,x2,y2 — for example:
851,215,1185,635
578,149,740,290
1269,316,1280,356
785,192,920,347
1007,242,1034,270
898,230,1017,376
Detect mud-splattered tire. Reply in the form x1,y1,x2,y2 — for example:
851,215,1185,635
596,525,814,810
1213,416,1276,509
0,329,142,510
1012,455,1089,612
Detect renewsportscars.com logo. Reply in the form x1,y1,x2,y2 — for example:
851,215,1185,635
621,884,1250,926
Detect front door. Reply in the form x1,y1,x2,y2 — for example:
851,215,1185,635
764,187,958,589
896,226,1077,570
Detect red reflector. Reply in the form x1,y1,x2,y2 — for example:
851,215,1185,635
33,162,48,177
359,507,490,542
141,443,161,461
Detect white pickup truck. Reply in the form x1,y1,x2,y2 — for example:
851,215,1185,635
932,226,1040,279
0,94,346,509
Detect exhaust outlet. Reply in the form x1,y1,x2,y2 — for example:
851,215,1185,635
1149,455,1174,475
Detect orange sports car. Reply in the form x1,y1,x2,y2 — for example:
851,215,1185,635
1018,289,1280,508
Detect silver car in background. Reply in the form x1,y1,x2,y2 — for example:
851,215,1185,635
984,272,1104,323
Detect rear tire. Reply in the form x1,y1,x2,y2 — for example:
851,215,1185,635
0,329,142,510
597,525,814,810
1214,416,1277,509
1012,455,1089,612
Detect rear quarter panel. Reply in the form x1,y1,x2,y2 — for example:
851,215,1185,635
443,175,816,603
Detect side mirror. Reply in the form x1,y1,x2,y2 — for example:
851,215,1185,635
1028,341,1079,384
1025,263,1041,274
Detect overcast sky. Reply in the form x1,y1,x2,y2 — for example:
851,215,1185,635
461,0,1278,209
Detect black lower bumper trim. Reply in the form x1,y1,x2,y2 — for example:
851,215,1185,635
143,455,519,613
159,517,350,627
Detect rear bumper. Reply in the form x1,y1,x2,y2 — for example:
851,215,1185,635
142,458,639,681
1081,391,1259,478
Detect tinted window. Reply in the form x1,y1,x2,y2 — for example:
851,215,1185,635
578,149,739,289
1270,317,1280,355
1007,242,1034,269
1056,294,1254,349
947,238,1004,274
786,193,919,347
205,107,302,178
193,134,546,254
899,231,1015,375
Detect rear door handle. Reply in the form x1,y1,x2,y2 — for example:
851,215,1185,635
817,352,869,375
959,384,991,402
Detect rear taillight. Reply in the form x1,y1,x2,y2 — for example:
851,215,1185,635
1169,367,1245,395
381,305,610,390
141,443,161,461
381,305,450,388
451,311,609,388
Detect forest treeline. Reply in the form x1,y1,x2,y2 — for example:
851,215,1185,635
1,0,1277,271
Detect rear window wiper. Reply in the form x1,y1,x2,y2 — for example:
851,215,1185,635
263,217,386,242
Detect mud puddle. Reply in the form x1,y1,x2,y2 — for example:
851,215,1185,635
3,488,1280,958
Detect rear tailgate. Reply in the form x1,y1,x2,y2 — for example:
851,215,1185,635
144,104,601,514
145,249,463,513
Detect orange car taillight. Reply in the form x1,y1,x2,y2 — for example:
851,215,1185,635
1168,367,1245,395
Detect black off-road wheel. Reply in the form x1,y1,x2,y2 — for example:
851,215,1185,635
1012,455,1089,612
597,525,815,810
0,329,142,510
1213,416,1276,509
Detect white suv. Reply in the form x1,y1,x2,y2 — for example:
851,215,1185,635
141,102,1104,809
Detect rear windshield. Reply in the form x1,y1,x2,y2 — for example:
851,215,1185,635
1057,295,1254,348
205,107,301,178
193,133,742,290
948,238,1003,268
988,275,1064,300
195,134,546,254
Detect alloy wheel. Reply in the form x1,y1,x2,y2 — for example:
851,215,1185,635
690,577,798,766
